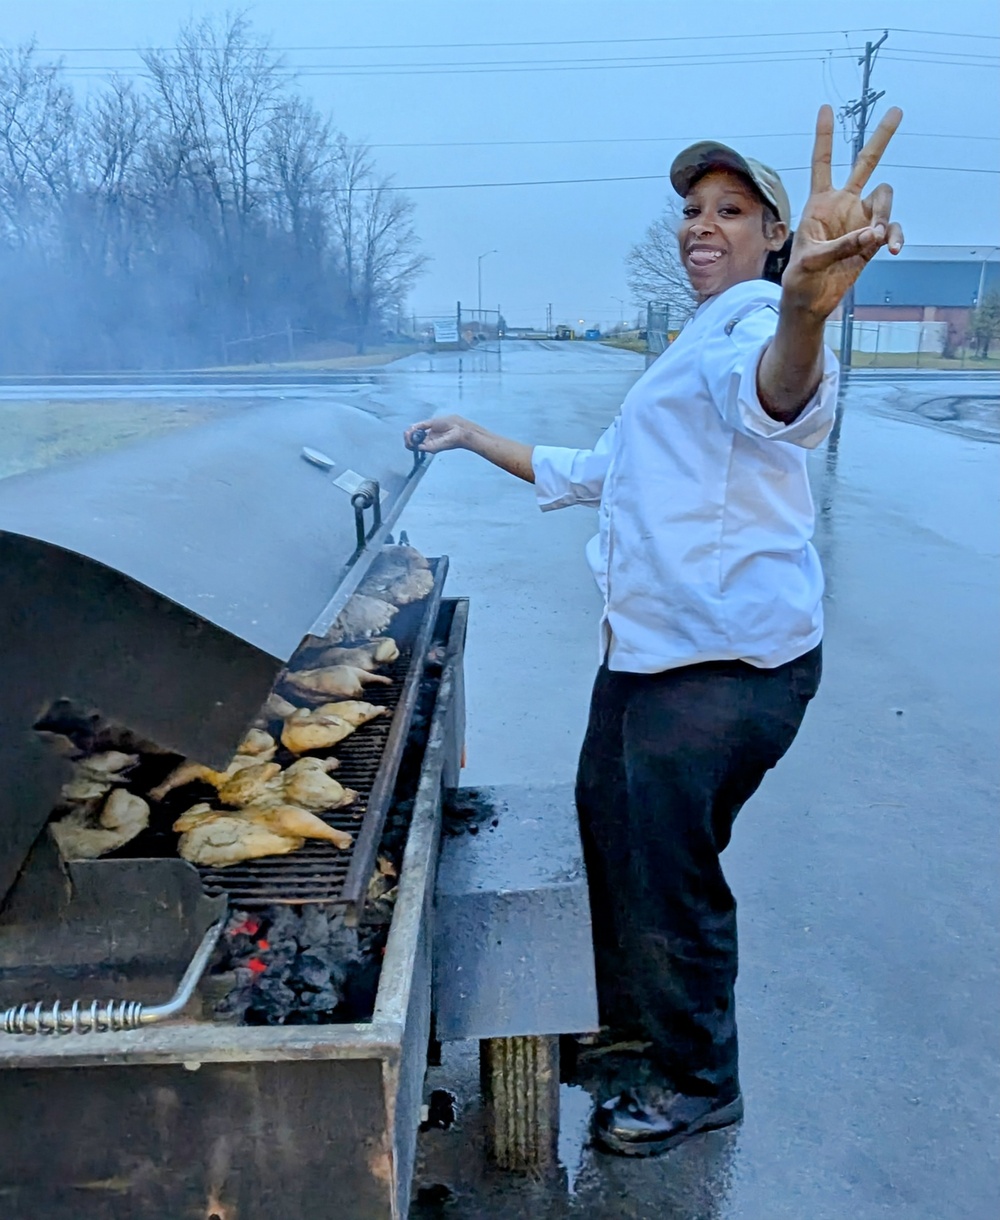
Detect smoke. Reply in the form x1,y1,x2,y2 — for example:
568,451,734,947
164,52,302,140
0,14,428,373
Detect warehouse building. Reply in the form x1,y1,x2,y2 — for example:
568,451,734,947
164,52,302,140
851,244,999,353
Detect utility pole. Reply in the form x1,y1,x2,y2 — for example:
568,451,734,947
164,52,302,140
837,30,888,372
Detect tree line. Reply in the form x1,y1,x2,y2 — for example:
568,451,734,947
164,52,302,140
0,14,427,373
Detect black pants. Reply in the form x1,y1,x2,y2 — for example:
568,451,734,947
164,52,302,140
575,644,822,1098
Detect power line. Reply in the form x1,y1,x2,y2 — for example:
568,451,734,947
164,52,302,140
56,49,872,75
23,30,912,54
366,132,1000,150
315,164,999,193
51,51,999,79
880,55,1000,68
886,27,1000,40
26,26,1000,54
887,45,1000,59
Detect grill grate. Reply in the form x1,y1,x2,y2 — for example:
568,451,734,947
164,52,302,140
194,558,447,917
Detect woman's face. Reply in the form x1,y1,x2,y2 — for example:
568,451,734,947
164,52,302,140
677,169,788,301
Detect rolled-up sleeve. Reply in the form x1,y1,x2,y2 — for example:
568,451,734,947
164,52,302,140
702,304,838,449
532,416,620,511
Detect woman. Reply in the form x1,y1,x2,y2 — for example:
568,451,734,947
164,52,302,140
405,106,903,1157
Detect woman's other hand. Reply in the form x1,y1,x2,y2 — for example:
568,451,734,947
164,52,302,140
782,104,904,322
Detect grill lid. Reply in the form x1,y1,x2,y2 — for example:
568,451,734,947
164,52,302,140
0,395,430,904
0,397,428,660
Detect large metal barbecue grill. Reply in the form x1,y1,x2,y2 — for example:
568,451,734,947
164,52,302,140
0,396,473,1218
0,392,598,1219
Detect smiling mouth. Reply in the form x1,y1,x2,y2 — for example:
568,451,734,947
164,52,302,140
686,248,725,268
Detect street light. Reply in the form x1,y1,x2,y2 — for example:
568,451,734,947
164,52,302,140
478,249,497,320
974,246,1000,308
612,296,625,327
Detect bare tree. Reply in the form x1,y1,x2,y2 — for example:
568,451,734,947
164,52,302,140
330,137,428,351
263,96,334,254
625,200,697,325
142,11,284,249
0,44,76,246
78,77,150,272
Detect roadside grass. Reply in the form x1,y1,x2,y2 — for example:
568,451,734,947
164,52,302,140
200,344,421,373
848,351,1000,371
0,398,232,482
600,337,647,353
599,339,1000,370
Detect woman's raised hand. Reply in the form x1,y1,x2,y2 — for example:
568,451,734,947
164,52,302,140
403,415,473,454
782,104,904,321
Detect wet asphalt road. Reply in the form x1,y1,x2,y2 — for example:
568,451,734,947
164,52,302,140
1,347,996,1216
390,345,1000,1219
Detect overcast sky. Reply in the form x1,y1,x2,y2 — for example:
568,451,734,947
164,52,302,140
4,0,998,329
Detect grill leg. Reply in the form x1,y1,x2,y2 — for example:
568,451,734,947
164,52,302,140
480,1035,560,1171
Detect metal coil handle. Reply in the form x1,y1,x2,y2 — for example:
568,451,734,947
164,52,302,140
1,919,223,1036
351,478,382,552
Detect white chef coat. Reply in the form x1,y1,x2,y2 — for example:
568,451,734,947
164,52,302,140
531,278,839,673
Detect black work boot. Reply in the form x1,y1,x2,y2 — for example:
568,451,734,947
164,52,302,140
593,1084,744,1157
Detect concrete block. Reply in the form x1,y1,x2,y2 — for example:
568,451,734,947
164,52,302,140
433,783,599,1041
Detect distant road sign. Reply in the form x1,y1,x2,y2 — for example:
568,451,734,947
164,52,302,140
433,320,459,344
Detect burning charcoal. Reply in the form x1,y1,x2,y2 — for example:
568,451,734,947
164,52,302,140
293,952,333,991
297,905,335,953
298,986,343,1018
246,976,298,1025
267,906,300,945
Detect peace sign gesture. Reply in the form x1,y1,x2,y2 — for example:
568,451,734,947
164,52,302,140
782,104,904,321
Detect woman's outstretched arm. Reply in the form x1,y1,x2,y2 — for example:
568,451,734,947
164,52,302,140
404,415,535,483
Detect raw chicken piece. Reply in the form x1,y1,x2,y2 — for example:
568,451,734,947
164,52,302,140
272,759,357,812
238,729,277,758
60,751,139,804
100,788,150,835
314,701,388,729
50,789,150,860
257,692,299,723
172,801,217,832
174,799,353,867
359,546,434,607
285,665,392,700
177,817,304,868
79,751,139,779
280,707,356,754
286,751,341,771
311,637,400,671
240,804,353,850
149,740,275,801
60,775,113,804
280,701,388,754
217,761,283,807
324,594,397,645
149,761,234,800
